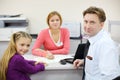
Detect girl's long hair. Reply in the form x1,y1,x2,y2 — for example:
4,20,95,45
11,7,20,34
0,31,32,80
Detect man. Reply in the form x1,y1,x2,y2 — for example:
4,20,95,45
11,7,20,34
73,6,120,80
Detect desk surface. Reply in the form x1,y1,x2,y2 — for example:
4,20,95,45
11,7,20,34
23,54,83,80
23,54,79,70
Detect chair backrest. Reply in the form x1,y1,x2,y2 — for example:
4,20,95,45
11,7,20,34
73,43,86,61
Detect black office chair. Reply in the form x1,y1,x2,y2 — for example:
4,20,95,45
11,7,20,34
59,43,86,65
73,43,86,62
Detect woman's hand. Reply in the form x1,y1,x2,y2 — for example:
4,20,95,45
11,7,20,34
46,51,54,59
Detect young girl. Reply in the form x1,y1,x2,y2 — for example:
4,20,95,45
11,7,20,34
0,31,45,80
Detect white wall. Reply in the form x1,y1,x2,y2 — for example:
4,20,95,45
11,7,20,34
0,0,120,35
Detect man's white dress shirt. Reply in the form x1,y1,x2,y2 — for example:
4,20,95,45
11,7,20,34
85,29,120,80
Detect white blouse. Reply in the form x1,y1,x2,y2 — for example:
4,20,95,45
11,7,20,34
49,30,63,47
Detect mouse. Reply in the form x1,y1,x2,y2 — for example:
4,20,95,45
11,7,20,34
59,60,66,65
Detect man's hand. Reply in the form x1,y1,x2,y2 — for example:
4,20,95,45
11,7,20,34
73,59,84,69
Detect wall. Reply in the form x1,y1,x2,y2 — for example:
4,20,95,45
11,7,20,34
0,0,120,35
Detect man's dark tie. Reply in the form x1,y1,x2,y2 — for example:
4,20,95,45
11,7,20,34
82,41,90,80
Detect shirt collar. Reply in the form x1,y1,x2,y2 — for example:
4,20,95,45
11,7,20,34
88,29,104,45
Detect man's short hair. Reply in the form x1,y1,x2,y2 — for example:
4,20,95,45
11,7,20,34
83,6,106,22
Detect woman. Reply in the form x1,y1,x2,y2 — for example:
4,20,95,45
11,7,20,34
32,11,70,59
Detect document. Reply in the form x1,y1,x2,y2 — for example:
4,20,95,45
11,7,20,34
23,54,75,70
34,55,73,64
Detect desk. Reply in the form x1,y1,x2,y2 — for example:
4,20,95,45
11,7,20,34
30,69,83,80
23,54,83,80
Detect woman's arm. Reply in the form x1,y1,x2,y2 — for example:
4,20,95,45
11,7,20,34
32,30,47,57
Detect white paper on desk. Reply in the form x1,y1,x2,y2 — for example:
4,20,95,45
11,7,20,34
34,55,73,64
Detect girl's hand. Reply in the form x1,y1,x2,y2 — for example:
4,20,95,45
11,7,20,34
34,61,48,66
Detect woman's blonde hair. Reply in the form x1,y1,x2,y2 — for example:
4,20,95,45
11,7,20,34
0,31,32,80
